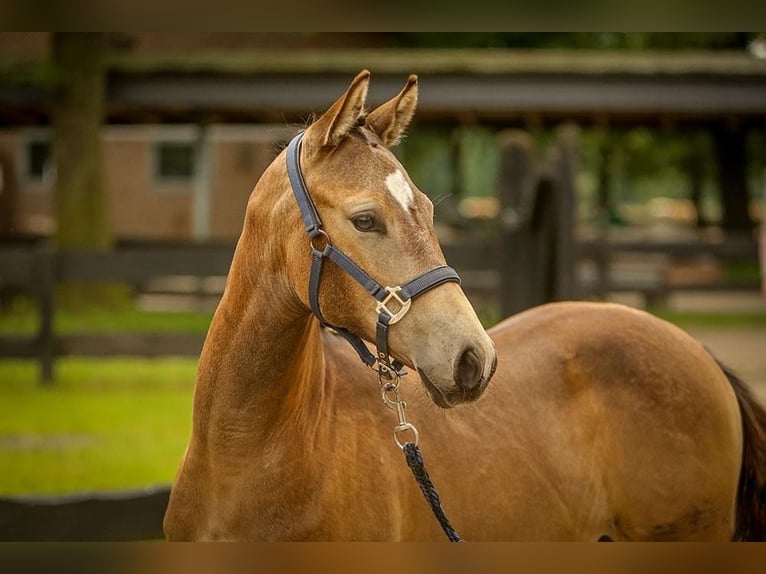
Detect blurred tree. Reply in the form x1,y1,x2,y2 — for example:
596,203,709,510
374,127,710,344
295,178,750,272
51,33,111,251
51,34,126,308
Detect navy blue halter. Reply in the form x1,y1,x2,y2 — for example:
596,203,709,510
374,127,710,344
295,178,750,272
286,131,461,377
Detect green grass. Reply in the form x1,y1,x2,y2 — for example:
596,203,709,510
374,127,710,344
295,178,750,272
649,309,766,328
2,302,764,496
0,305,213,336
0,306,206,495
0,358,197,495
473,301,766,330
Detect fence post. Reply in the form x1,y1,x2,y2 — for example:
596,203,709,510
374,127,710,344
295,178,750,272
551,123,579,301
593,136,612,299
496,126,580,317
35,247,55,384
496,129,537,318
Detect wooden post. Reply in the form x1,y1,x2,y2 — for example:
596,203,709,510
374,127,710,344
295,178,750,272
530,175,556,303
712,122,753,231
593,135,612,299
35,247,55,384
686,131,708,228
496,130,536,318
192,122,213,242
551,123,579,301
0,149,18,239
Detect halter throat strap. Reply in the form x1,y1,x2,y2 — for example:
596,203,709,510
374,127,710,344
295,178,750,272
286,132,461,375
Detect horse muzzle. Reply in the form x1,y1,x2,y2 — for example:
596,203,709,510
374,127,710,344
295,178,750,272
418,345,497,408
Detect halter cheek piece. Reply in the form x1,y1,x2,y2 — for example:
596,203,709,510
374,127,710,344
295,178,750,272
286,132,461,378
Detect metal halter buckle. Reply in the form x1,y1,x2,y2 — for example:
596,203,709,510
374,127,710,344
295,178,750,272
376,286,411,324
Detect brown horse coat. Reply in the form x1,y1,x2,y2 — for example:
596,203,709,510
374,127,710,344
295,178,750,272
164,71,766,541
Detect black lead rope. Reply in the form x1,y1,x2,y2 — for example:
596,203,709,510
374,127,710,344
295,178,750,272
402,442,464,542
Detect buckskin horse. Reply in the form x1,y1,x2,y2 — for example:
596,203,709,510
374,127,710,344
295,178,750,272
164,70,766,541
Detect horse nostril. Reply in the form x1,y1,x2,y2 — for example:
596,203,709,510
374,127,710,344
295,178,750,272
455,346,484,391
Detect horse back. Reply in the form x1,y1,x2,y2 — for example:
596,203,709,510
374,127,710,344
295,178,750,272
479,301,743,540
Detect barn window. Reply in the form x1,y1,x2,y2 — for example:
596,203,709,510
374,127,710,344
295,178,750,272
23,137,54,184
155,141,196,182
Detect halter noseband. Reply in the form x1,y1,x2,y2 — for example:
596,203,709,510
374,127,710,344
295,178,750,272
286,131,461,378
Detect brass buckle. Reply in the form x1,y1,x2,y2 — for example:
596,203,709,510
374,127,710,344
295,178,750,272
376,286,411,324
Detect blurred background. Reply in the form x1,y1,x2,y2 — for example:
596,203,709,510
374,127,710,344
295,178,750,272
0,32,765,540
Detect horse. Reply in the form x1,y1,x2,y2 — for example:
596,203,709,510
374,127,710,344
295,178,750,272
163,70,766,541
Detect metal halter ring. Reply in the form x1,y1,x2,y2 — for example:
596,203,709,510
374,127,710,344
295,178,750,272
309,229,331,255
394,423,419,449
376,286,412,324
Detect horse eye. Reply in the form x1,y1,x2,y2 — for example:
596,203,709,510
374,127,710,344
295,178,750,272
352,214,377,232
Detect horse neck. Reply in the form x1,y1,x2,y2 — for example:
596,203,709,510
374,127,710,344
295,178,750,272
193,208,326,444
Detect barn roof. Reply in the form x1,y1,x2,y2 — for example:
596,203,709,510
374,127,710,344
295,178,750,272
3,49,766,126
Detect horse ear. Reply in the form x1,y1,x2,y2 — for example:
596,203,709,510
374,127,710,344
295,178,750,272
306,69,370,147
366,74,418,147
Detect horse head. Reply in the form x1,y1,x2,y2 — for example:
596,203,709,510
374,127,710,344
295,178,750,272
258,70,497,407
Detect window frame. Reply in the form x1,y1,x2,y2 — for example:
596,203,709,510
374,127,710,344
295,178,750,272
152,139,197,186
20,129,54,187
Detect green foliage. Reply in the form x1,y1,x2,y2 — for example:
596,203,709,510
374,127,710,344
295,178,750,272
0,59,60,88
456,126,498,199
572,126,747,224
473,302,502,330
396,127,458,222
618,129,700,201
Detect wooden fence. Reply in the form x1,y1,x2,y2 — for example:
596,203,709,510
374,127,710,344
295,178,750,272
1,237,759,385
0,244,234,382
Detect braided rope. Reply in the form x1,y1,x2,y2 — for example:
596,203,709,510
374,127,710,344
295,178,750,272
402,442,463,542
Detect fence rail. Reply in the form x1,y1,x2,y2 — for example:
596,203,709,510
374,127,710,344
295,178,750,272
1,234,760,383
0,244,235,382
0,486,169,541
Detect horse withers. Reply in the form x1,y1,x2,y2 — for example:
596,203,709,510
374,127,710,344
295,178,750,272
163,70,766,541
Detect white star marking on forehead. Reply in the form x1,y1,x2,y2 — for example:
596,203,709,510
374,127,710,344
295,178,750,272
385,170,414,211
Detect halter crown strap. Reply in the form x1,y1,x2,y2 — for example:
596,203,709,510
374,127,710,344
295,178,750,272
286,131,461,374
287,133,323,237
